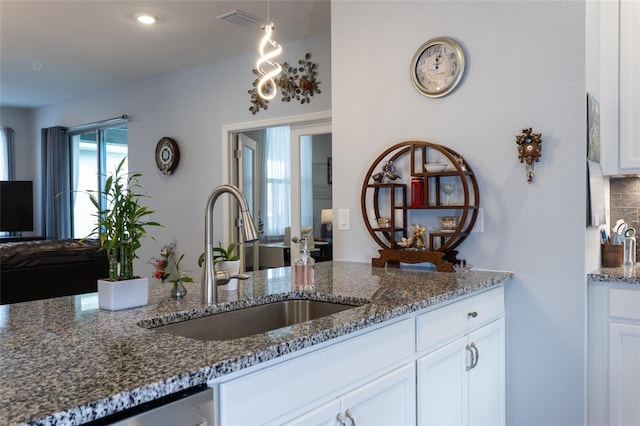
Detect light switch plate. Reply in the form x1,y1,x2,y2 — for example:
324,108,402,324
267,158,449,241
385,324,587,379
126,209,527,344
471,208,484,233
338,209,350,230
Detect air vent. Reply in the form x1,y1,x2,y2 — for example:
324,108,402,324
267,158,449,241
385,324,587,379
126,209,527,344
216,9,261,25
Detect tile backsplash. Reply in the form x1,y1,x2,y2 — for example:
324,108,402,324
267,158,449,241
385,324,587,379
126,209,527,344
610,177,639,261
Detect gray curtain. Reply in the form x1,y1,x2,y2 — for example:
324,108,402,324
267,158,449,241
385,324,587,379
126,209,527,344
1,127,15,180
41,126,71,239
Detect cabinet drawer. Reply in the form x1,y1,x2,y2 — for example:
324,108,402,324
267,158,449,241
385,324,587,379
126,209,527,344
218,318,414,425
417,287,504,352
609,287,640,320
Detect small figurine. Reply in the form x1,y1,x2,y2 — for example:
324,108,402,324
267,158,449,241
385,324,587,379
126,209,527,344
381,160,401,181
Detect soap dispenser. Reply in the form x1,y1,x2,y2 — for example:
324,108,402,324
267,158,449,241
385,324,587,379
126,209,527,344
294,237,315,289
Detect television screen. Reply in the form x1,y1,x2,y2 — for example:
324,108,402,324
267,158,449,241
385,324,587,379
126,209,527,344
0,181,34,232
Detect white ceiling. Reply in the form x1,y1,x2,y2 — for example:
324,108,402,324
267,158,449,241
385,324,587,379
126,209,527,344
0,0,331,109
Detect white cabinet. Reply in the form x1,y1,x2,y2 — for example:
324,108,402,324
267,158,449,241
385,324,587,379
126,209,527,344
600,0,640,175
417,291,505,426
588,284,640,426
609,322,640,426
285,363,416,426
212,286,506,426
215,318,415,425
417,318,505,426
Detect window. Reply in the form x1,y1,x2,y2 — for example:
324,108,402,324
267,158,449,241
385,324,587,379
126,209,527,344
262,126,291,237
70,124,127,238
0,127,14,180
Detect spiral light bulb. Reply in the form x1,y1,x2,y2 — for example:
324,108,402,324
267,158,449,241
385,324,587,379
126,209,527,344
256,23,282,100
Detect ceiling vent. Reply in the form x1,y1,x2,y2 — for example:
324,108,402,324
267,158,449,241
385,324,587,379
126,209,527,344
216,10,262,25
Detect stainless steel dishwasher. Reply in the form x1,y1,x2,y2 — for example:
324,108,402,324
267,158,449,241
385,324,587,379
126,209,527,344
87,384,214,426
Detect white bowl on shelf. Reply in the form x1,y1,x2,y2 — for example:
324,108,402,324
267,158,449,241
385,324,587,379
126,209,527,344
424,162,448,172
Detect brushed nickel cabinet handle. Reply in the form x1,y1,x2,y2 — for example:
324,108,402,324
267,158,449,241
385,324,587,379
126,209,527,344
470,342,479,369
336,413,346,426
468,311,478,318
466,344,474,371
345,409,356,426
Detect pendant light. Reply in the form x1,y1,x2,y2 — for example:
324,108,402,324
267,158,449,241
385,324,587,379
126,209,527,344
256,1,282,100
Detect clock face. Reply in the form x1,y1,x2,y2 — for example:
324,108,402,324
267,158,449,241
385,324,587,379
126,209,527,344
411,37,465,98
155,137,179,174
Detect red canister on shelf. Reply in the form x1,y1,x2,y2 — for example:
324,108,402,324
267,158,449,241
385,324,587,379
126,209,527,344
411,177,424,207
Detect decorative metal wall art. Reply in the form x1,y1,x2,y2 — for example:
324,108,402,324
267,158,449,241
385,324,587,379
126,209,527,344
248,53,321,114
515,127,542,183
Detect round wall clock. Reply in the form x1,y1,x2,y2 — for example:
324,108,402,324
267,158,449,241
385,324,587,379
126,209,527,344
155,137,180,174
410,37,466,98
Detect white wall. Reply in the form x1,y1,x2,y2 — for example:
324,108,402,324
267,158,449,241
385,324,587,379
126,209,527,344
0,106,35,182
30,33,331,275
0,106,38,237
332,1,586,424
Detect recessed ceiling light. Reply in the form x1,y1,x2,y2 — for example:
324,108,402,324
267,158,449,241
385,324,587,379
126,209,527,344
137,15,157,25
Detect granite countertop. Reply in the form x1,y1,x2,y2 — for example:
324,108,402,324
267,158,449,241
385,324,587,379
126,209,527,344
0,261,513,426
588,263,640,285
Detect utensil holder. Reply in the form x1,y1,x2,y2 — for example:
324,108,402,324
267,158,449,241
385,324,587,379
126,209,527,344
602,244,623,267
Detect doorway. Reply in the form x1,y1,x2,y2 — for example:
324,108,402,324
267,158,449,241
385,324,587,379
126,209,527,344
224,112,332,270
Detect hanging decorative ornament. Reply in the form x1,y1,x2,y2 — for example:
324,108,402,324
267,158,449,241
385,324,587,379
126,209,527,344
256,23,282,100
515,127,542,184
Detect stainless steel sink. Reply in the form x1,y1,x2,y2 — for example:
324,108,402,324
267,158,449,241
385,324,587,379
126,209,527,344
153,299,361,341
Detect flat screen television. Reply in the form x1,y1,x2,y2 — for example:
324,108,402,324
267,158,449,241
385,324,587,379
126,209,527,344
0,180,34,232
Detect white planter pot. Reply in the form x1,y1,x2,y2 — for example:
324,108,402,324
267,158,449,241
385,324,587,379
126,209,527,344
97,277,149,311
217,260,240,291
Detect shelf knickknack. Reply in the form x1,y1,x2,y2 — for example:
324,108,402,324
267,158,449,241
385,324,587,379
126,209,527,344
360,141,480,271
248,53,321,115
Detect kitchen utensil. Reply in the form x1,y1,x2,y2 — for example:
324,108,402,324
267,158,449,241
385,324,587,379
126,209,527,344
613,220,628,244
600,228,609,244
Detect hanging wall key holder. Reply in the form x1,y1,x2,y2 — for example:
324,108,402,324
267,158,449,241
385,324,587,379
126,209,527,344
515,127,542,183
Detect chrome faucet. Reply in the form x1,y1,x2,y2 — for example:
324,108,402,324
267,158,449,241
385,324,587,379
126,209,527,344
202,184,259,305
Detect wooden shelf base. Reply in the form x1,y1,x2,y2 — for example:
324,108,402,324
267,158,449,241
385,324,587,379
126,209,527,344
371,249,459,272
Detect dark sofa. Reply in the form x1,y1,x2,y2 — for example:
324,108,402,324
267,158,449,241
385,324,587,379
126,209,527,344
0,239,108,304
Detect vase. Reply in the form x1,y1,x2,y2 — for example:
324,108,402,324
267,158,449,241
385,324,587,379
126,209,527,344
217,260,240,290
97,277,149,311
171,281,187,299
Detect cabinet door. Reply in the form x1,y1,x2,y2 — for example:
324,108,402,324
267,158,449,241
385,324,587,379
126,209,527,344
417,336,468,426
285,363,416,426
609,322,640,426
283,399,341,426
619,0,640,170
341,363,416,426
468,319,505,426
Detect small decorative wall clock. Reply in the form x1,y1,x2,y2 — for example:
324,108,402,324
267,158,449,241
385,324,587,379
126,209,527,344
155,137,180,175
515,128,542,183
410,36,466,98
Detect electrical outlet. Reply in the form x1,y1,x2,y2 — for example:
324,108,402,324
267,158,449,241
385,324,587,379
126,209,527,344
338,209,350,230
471,208,484,233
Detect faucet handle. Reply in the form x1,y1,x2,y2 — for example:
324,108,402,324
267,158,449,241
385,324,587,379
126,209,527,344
214,270,250,286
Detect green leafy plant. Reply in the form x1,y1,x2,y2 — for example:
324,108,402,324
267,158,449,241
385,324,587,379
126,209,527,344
198,241,241,267
87,157,161,280
167,253,195,286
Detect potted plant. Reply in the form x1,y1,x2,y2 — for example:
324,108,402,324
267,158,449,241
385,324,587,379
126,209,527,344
151,242,194,298
88,158,161,310
199,242,242,290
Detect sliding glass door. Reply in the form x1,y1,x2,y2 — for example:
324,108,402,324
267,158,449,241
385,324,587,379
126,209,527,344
70,125,127,238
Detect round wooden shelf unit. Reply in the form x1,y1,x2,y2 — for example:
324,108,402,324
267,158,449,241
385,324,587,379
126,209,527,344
360,141,480,271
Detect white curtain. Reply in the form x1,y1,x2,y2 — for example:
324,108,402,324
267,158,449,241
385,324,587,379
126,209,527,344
300,135,313,227
0,127,15,180
261,126,291,237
